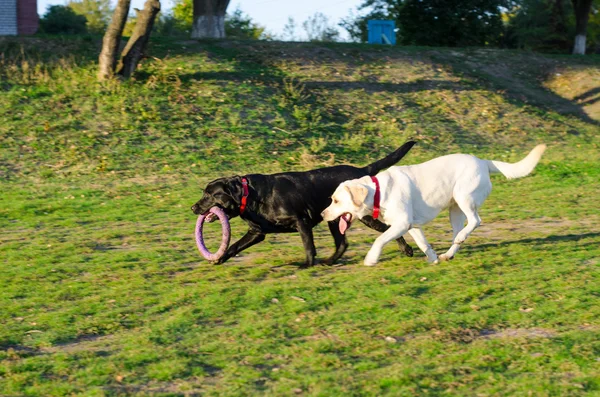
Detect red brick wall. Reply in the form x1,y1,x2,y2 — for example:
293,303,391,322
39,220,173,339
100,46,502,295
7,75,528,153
17,0,38,35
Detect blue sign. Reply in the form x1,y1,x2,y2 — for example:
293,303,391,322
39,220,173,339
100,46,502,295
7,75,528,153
368,20,396,45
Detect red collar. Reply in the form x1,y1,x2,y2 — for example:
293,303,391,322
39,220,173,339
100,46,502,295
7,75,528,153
371,176,380,219
240,177,249,214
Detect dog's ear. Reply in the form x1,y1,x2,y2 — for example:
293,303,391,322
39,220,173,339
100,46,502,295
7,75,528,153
223,176,242,199
345,184,368,207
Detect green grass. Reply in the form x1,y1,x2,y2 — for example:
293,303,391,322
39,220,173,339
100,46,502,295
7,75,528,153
1,36,599,396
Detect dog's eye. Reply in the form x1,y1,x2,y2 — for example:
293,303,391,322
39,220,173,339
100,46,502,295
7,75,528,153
333,198,339,204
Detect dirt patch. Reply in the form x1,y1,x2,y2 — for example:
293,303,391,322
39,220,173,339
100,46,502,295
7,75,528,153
42,334,117,354
474,215,600,240
544,67,600,120
106,382,206,396
480,328,557,339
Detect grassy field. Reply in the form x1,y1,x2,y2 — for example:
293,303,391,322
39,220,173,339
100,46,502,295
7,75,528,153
1,36,599,396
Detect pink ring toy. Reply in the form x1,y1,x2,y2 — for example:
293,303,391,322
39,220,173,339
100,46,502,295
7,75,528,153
195,206,231,261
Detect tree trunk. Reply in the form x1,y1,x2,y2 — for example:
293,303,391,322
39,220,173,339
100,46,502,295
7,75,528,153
191,0,230,39
571,0,593,54
116,0,161,78
98,0,131,81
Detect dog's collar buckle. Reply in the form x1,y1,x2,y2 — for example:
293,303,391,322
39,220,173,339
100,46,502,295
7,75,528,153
371,176,380,219
240,177,249,214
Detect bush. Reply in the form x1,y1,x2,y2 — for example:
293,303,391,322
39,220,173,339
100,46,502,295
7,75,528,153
67,0,111,35
504,0,573,52
39,5,88,35
226,7,266,40
341,0,506,46
397,0,505,47
170,1,267,39
302,12,340,42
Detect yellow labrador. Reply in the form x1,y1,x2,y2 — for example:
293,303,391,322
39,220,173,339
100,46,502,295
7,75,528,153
321,145,546,266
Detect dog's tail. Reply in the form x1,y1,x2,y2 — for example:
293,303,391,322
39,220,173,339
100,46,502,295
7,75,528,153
363,141,416,175
486,144,547,180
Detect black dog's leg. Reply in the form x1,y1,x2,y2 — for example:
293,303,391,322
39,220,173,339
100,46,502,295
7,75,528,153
297,220,317,268
323,220,348,265
360,216,414,257
216,229,266,264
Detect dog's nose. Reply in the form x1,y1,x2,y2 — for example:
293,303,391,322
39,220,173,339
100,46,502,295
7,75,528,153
191,204,199,214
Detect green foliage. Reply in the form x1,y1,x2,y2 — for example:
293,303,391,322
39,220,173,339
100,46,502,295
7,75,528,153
225,7,267,39
39,5,88,35
302,12,340,42
123,12,190,37
343,0,600,52
340,9,387,43
342,0,507,46
170,3,266,39
398,0,506,46
153,14,189,36
283,17,298,41
172,0,193,32
0,37,599,395
67,0,111,35
505,0,600,53
505,0,573,51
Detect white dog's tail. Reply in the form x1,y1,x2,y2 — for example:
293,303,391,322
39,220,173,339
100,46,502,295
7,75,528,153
486,144,547,180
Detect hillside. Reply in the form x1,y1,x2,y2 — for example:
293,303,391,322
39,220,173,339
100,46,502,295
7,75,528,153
1,37,599,395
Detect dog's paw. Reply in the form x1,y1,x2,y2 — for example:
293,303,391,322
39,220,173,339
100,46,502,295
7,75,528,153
403,245,414,257
321,256,338,266
364,250,379,267
439,253,454,262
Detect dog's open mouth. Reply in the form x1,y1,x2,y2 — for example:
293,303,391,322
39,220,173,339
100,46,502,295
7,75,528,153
339,213,353,235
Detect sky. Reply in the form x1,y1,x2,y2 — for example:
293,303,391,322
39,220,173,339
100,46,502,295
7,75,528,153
37,0,365,40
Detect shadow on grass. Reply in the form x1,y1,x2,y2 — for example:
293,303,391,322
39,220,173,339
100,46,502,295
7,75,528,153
193,41,600,128
430,51,600,127
574,87,600,106
303,79,474,94
464,232,600,253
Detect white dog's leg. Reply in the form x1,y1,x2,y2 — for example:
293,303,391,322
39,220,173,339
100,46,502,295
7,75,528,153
440,204,466,262
442,198,481,260
408,227,438,264
364,223,410,266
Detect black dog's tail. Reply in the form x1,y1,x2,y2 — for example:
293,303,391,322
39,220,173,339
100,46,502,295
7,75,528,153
363,141,416,175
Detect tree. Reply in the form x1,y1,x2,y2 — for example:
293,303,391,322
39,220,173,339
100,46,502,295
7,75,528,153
505,0,573,51
572,0,594,53
283,16,297,41
173,0,193,32
302,12,340,42
340,8,387,42
399,0,506,46
68,0,111,34
192,0,230,38
98,0,160,80
39,5,88,34
341,0,507,46
117,0,161,77
504,0,600,53
172,1,265,39
225,7,266,39
98,0,130,80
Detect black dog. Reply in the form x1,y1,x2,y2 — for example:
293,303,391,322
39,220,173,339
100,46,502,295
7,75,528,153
191,141,416,267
